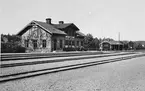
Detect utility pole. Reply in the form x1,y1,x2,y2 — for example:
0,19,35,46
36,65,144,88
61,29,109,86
118,32,120,42
118,32,120,50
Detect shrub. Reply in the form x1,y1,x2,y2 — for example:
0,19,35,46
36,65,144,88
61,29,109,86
1,34,26,53
1,42,26,53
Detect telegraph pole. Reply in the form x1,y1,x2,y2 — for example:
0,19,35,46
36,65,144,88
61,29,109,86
118,32,120,50
118,32,120,42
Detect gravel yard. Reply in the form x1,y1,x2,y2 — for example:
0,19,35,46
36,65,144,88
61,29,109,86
1,56,145,91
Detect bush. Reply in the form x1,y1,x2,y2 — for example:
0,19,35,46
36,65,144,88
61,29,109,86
1,42,26,53
14,45,26,53
63,47,76,51
63,46,87,51
1,34,26,53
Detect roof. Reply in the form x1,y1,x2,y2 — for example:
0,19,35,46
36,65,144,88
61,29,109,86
76,31,85,37
34,21,66,35
17,20,81,36
53,23,79,30
53,23,72,29
101,41,123,45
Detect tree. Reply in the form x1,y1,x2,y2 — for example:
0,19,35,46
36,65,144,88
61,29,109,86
93,37,100,49
84,34,100,50
136,43,143,50
84,33,94,50
128,41,135,50
102,37,114,41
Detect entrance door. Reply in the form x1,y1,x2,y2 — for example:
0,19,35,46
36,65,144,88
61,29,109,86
54,39,57,50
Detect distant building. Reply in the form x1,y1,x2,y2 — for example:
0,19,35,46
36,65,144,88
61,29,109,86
17,18,85,52
100,41,136,51
100,41,123,51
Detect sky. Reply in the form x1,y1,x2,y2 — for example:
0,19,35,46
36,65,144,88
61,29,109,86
0,0,145,41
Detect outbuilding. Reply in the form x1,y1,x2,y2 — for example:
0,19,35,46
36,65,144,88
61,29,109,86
100,41,123,51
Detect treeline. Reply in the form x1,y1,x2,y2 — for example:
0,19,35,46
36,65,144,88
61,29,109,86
1,34,26,53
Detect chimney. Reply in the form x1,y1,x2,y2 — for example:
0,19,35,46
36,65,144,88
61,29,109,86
59,21,64,24
46,18,51,24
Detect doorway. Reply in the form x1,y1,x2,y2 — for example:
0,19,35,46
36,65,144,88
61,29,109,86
54,39,57,50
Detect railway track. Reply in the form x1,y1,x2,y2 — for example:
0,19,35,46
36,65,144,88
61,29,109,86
1,52,134,68
0,52,145,83
1,51,106,61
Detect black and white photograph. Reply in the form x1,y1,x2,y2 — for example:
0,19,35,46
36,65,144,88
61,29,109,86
0,0,145,91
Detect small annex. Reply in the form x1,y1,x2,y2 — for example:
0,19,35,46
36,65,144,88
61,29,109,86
17,18,85,52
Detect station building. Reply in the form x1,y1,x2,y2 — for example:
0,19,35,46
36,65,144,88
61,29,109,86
17,18,85,52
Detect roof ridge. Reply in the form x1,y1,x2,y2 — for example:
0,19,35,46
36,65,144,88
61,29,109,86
53,23,73,25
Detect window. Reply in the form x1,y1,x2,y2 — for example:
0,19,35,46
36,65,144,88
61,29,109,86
81,41,83,46
72,40,75,45
69,40,71,45
65,40,68,45
77,41,79,46
42,40,46,48
24,40,29,47
33,40,37,49
60,40,62,48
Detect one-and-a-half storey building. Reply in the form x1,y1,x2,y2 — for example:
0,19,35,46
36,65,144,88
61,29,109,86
17,18,85,52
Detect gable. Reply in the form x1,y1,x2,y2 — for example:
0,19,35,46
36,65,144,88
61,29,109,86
21,25,51,40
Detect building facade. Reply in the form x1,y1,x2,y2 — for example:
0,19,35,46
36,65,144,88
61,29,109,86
17,18,85,52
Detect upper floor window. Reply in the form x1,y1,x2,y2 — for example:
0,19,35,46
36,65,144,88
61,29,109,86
42,40,46,48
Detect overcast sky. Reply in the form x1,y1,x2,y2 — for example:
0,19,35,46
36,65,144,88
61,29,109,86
0,0,145,41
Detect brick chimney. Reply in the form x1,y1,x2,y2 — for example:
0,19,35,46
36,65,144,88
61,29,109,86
59,21,64,24
46,18,51,24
